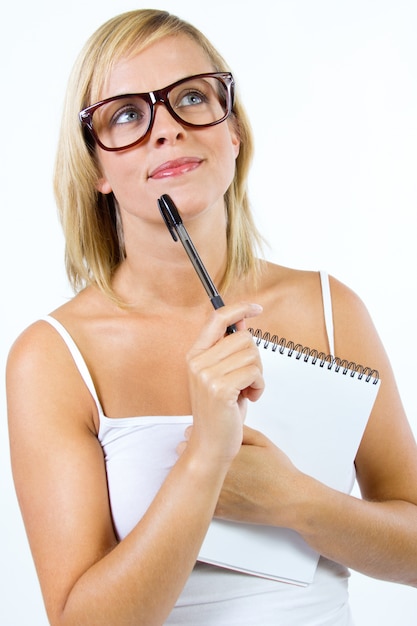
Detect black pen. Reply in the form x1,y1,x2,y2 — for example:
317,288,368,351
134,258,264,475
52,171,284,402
157,194,237,334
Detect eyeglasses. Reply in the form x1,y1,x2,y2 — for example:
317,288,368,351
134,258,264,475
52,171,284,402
79,72,235,152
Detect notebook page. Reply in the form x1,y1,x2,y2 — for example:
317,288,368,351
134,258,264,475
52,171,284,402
198,341,380,584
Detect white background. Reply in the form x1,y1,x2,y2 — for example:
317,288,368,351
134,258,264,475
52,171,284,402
1,0,416,623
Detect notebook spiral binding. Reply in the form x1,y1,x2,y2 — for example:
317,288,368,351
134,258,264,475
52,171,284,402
248,328,380,384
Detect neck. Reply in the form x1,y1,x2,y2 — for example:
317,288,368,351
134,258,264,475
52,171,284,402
112,206,229,311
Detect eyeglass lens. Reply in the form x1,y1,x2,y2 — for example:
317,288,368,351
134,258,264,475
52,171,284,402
91,75,230,150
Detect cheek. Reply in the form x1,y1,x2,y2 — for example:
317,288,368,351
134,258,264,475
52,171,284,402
95,151,143,197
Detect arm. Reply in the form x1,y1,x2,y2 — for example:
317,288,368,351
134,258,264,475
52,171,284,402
6,303,264,626
300,277,417,584
214,278,417,586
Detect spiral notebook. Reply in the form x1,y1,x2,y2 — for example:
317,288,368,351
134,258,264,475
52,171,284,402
198,328,381,586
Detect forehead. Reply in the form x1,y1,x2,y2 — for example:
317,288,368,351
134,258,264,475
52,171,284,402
98,35,215,100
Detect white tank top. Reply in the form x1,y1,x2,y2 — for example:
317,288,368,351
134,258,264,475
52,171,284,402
43,271,354,625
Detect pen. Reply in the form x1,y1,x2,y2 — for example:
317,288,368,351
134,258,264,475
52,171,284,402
157,194,237,334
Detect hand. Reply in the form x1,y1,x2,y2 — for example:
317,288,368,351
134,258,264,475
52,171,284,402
214,425,301,527
185,302,265,466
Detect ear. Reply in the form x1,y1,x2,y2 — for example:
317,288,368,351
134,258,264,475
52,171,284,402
229,120,241,159
95,176,112,194
231,131,240,159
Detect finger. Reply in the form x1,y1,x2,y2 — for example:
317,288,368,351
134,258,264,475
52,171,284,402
188,319,263,377
188,334,264,402
191,302,263,352
239,366,265,403
201,359,264,408
193,323,264,390
176,440,187,456
234,317,248,332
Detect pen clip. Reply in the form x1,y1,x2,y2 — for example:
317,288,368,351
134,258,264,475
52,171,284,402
157,194,181,242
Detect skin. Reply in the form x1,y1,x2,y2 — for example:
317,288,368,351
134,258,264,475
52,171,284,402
7,34,417,626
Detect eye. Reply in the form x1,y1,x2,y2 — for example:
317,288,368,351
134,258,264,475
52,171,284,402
111,105,143,126
98,96,149,130
178,89,207,108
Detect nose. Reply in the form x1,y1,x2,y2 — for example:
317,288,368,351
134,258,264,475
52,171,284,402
150,101,186,145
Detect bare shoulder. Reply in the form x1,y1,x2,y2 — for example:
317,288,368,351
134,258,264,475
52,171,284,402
257,261,364,308
255,262,374,347
324,274,382,362
7,285,107,373
7,298,118,617
249,262,337,350
256,263,417,502
327,273,371,318
7,318,69,389
6,301,98,437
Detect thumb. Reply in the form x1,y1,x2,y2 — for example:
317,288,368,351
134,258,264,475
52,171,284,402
176,440,187,456
176,425,193,456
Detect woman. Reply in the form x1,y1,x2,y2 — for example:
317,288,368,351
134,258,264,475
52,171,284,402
6,9,417,625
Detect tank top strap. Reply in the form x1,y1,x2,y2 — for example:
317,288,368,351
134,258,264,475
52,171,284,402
42,315,104,417
319,270,335,357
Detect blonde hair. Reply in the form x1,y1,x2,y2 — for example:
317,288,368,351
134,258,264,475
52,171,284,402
54,9,263,304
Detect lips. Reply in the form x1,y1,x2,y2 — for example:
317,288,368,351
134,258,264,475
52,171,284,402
149,157,202,179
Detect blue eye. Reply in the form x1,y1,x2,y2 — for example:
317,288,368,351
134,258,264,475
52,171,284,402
180,91,205,106
178,90,206,107
112,107,142,125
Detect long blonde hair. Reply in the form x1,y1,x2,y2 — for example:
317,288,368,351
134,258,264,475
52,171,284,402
54,9,263,304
